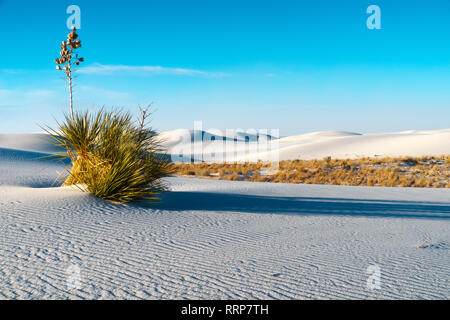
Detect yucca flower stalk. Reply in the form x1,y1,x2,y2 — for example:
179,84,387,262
55,26,84,120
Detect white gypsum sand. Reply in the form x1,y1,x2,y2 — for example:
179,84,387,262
158,128,450,161
0,139,449,299
2,128,450,162
0,131,450,299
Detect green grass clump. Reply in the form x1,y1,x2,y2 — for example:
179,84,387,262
46,107,173,203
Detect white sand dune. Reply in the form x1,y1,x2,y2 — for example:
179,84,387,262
0,134,61,154
275,129,450,160
162,128,450,162
0,143,449,299
0,147,66,188
2,128,449,162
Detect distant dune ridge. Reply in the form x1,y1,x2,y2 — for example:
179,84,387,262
273,128,450,161
2,128,449,162
0,133,61,154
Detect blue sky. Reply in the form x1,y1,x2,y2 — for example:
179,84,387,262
0,0,449,135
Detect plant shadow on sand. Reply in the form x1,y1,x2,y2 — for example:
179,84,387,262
140,191,450,220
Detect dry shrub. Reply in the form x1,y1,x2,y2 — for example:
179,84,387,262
172,155,449,188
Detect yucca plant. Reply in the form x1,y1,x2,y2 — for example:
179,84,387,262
45,107,173,203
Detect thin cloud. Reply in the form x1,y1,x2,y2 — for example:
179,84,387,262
0,69,25,74
0,89,55,99
0,89,59,110
77,85,132,99
79,63,225,77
